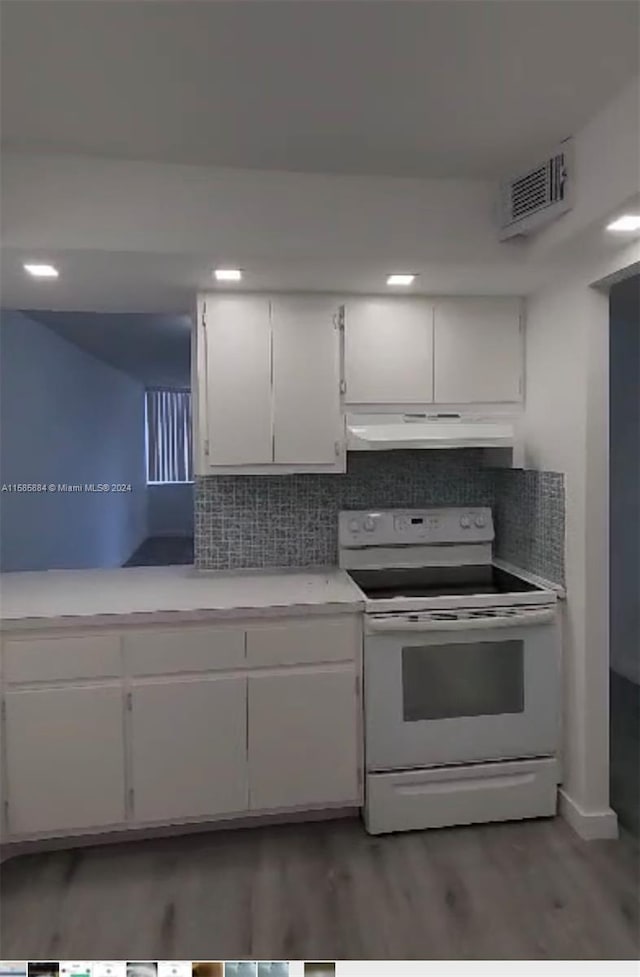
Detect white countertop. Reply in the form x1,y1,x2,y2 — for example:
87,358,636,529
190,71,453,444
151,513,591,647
0,565,364,629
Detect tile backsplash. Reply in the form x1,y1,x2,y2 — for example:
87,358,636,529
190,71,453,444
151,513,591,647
493,468,565,585
195,450,493,570
195,450,565,585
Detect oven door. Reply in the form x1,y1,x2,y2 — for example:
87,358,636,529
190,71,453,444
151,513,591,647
364,610,560,771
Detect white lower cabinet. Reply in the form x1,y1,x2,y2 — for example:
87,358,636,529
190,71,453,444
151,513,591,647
248,666,360,811
4,685,125,835
246,615,358,667
1,613,362,843
130,676,248,823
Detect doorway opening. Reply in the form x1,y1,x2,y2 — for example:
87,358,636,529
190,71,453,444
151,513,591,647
609,274,640,837
0,309,193,571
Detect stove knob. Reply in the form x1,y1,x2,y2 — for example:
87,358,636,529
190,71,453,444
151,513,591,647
475,515,486,528
363,516,376,532
460,515,471,528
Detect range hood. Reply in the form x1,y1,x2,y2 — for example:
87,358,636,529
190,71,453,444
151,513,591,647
346,413,516,451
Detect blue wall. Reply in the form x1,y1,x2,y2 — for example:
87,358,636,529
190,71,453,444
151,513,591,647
148,483,194,537
610,280,640,684
0,310,148,570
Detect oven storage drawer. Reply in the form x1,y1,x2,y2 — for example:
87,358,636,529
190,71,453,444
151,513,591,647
364,757,559,834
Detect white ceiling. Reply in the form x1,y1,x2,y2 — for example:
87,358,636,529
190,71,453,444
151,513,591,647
0,245,559,313
3,176,637,313
25,310,192,388
2,0,638,179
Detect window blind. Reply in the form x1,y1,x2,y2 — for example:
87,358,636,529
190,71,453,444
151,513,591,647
145,389,193,483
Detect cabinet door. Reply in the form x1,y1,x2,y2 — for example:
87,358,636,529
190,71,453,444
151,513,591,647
248,666,359,811
344,297,434,404
204,295,273,465
271,296,343,466
5,686,125,836
433,297,523,403
130,676,247,823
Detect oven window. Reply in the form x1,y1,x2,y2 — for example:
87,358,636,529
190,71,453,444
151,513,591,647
401,640,524,721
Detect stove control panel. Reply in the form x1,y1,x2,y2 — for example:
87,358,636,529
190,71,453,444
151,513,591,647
339,507,494,547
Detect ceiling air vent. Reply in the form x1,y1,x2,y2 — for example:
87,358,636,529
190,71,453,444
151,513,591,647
498,138,573,240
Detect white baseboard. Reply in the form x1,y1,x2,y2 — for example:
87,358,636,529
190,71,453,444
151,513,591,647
559,789,619,840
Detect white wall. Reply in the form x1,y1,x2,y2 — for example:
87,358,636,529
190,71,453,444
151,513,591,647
524,278,607,825
2,150,549,310
3,79,636,267
1,152,498,260
523,242,640,838
530,76,640,259
520,75,640,839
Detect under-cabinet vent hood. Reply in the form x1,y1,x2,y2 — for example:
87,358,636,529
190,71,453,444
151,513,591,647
346,414,516,451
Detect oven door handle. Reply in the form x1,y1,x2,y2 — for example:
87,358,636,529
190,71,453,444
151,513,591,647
366,608,556,632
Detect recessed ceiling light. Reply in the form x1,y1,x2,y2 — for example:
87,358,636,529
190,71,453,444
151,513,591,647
214,268,242,281
606,214,640,232
24,263,59,278
387,273,416,286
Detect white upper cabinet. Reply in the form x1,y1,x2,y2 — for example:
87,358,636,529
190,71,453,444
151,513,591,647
195,292,525,473
344,297,434,404
343,294,523,408
271,296,343,466
197,293,344,472
433,297,523,404
203,295,273,466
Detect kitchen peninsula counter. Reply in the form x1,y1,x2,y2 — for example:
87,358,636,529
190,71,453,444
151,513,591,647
0,564,364,630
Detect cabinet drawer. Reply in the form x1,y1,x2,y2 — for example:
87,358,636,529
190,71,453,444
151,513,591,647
246,615,359,667
2,633,121,684
365,758,558,834
124,626,245,675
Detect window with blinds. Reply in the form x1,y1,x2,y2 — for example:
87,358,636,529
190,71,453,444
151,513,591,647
145,389,193,484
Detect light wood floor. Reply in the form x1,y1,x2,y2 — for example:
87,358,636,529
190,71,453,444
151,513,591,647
1,816,638,960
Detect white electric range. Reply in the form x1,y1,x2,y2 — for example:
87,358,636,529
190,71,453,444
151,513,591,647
339,506,561,834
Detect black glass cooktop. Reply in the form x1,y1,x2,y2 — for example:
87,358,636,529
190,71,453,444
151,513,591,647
347,565,542,600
